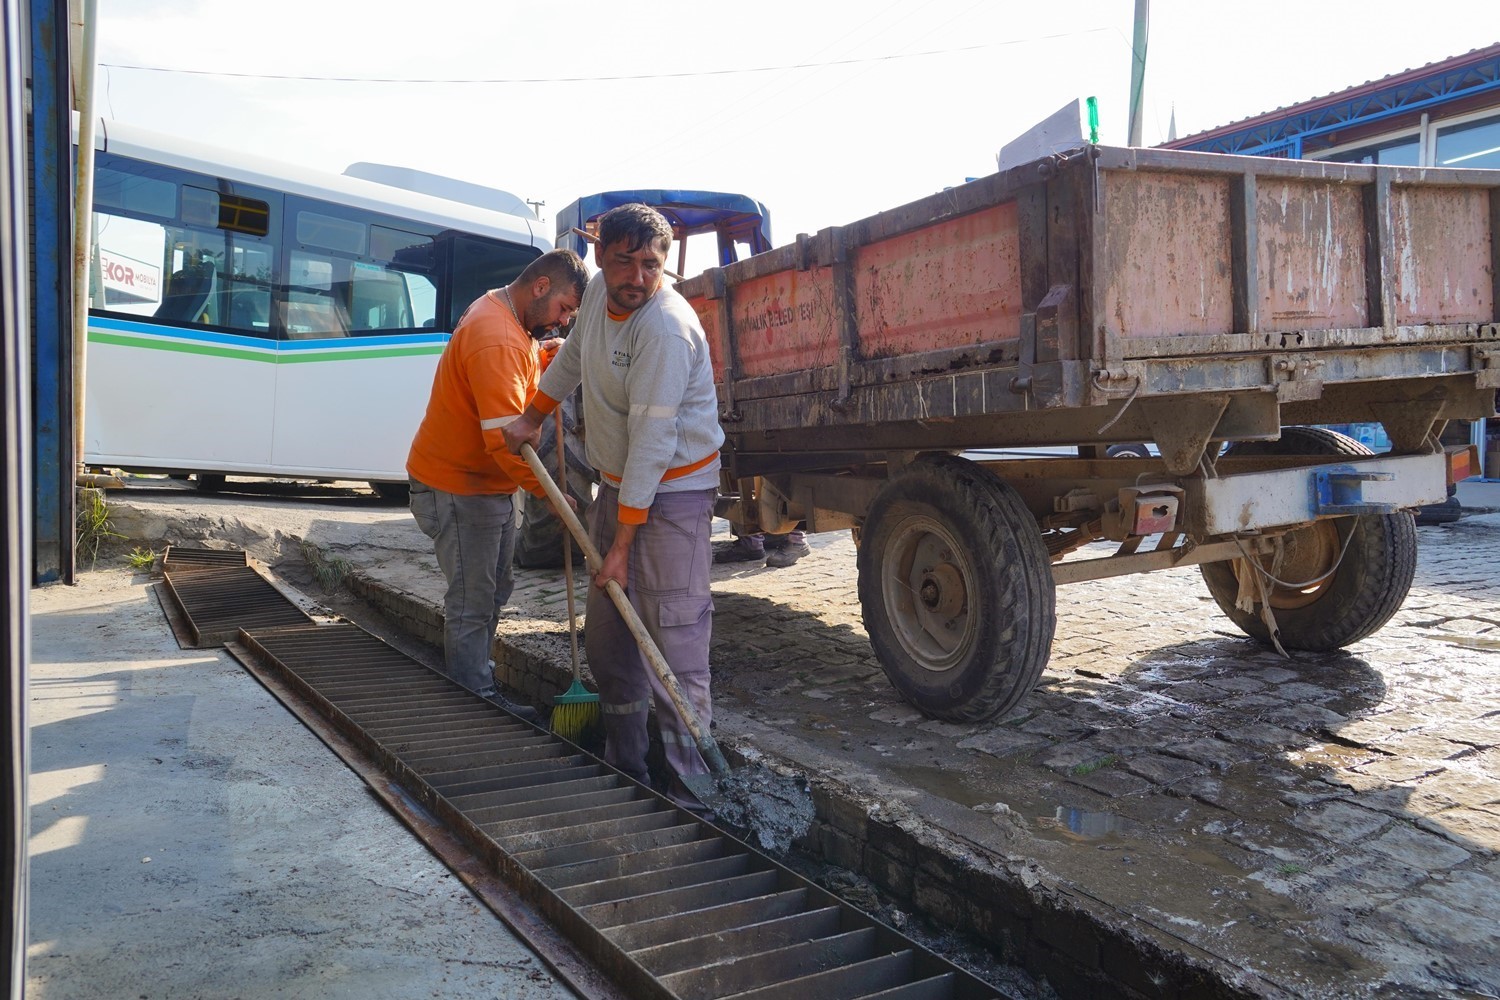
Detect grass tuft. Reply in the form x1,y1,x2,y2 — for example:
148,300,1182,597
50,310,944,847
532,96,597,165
76,488,123,569
1070,754,1117,777
299,540,351,592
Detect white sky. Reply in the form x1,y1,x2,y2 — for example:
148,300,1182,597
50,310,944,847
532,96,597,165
93,0,1496,255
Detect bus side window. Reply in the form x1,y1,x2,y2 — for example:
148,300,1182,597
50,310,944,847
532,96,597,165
156,253,218,325
447,236,539,328
348,264,414,332
223,243,274,334
90,211,168,317
285,252,349,339
359,226,437,334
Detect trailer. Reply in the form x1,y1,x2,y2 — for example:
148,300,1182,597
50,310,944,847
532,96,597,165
677,145,1499,722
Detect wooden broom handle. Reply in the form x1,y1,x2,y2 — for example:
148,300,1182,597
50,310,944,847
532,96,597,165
556,417,582,679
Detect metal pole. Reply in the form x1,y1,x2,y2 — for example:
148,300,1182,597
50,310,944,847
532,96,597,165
0,0,33,988
30,0,75,584
70,0,98,478
1127,0,1149,147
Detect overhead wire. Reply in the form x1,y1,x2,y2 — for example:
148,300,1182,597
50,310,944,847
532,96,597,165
558,5,1107,204
553,0,948,197
549,0,912,192
97,26,1114,86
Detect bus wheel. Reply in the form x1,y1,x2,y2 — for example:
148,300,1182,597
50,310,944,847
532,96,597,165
195,474,225,493
1200,427,1418,650
857,455,1055,722
369,481,410,503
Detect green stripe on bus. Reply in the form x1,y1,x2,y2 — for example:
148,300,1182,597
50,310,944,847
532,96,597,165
89,331,274,363
89,331,444,363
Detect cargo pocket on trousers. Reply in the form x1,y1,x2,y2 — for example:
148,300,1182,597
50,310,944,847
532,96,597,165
408,481,439,539
658,595,712,629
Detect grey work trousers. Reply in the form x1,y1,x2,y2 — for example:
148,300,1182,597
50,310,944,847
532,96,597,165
408,477,516,697
585,486,716,799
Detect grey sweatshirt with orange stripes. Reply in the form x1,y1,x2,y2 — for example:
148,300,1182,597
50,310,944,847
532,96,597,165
537,271,723,523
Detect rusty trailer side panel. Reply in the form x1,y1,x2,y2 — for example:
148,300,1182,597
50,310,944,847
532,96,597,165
680,145,1500,475
699,202,1023,383
1100,170,1236,339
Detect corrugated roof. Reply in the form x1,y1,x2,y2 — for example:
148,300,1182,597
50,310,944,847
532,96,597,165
1165,41,1500,148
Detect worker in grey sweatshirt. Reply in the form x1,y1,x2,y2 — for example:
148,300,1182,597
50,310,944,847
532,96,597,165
504,203,724,810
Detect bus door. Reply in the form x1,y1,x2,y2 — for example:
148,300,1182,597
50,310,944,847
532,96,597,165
87,156,280,473
271,201,446,479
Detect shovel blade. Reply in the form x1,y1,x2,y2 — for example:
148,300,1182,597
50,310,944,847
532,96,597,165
681,766,814,855
680,770,734,815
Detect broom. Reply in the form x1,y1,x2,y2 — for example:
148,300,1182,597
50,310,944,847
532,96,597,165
547,412,600,743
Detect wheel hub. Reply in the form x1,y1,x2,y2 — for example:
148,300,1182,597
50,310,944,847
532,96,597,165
920,563,966,619
883,516,976,671
1266,518,1342,609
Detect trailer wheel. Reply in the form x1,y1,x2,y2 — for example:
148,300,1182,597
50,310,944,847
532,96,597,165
369,481,409,503
1200,426,1417,650
514,397,596,569
857,455,1055,722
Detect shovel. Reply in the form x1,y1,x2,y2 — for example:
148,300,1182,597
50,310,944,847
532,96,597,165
520,444,733,786
520,444,815,849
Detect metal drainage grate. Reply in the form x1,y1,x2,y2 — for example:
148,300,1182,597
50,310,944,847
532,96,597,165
158,565,314,648
160,545,250,574
234,622,1003,1000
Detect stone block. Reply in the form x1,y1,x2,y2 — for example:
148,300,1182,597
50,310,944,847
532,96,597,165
1367,822,1473,870
1030,901,1102,972
912,876,963,927
1289,799,1390,841
1416,807,1500,854
864,846,915,899
817,826,863,871
1164,737,1263,771
956,728,1052,758
1121,753,1208,785
1067,766,1154,798
822,791,870,845
865,819,917,869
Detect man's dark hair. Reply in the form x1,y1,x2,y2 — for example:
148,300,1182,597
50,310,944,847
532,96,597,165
597,203,673,255
518,248,589,298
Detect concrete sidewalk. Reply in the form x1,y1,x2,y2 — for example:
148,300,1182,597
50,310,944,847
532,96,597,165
28,565,570,1000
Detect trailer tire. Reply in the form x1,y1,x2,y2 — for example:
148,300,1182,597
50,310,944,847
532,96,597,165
857,455,1055,722
369,481,409,503
1200,426,1417,651
513,398,596,569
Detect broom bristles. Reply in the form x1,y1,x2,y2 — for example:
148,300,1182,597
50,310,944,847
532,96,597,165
551,699,601,741
551,678,601,741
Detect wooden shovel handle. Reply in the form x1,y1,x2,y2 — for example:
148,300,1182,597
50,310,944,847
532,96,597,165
556,418,582,680
521,443,729,775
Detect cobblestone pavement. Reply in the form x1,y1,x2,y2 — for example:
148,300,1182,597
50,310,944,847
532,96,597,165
105,482,1500,998
699,521,1500,995
695,519,1500,999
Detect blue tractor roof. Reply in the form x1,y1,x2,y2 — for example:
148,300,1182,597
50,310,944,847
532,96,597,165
555,189,773,267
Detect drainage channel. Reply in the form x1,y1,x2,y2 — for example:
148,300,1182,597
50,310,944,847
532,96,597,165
156,548,1006,1000
158,564,314,646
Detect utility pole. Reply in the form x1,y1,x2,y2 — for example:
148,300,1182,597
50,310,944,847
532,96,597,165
1127,0,1149,146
